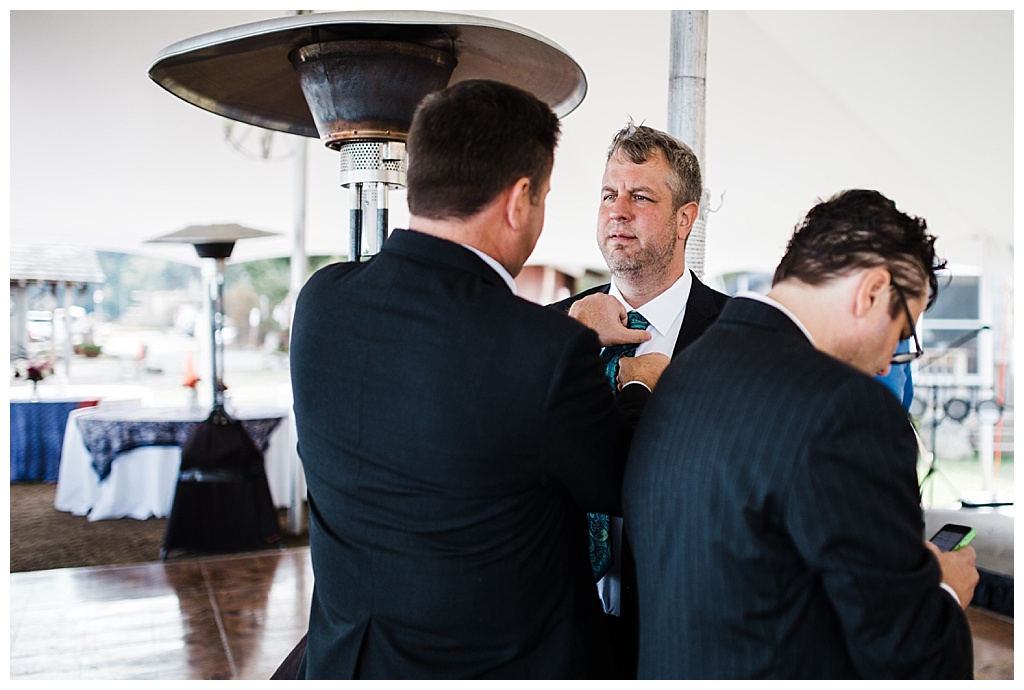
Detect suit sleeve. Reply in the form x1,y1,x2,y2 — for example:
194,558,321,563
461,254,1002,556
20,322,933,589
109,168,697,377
787,376,973,678
539,327,632,516
615,382,652,423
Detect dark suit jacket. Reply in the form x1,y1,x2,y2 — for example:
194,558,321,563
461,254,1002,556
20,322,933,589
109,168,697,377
289,229,632,679
623,297,974,679
549,271,729,677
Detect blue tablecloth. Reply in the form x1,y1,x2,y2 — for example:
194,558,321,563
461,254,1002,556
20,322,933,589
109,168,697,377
75,408,284,481
11,399,98,482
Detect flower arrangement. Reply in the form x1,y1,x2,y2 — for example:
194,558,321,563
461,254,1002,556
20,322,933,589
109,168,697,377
13,357,53,383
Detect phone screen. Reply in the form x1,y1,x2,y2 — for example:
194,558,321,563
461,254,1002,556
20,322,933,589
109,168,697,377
929,524,974,552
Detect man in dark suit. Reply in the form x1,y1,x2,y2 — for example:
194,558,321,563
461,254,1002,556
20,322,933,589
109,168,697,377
624,189,978,678
288,80,659,679
550,123,729,678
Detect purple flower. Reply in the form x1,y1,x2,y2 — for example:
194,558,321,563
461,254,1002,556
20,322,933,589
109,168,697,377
14,358,52,382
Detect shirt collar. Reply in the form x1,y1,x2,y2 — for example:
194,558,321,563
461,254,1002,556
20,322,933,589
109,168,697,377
609,269,693,336
460,244,518,295
736,291,816,345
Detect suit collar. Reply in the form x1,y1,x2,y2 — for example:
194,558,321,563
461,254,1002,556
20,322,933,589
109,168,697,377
735,291,815,345
721,295,814,347
383,229,512,292
459,244,518,294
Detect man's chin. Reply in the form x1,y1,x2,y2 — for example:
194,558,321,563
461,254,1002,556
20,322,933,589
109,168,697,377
606,261,643,276
602,250,639,271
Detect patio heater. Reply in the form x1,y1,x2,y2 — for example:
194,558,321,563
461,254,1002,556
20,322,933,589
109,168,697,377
149,224,278,420
149,225,283,559
148,11,586,537
147,10,587,261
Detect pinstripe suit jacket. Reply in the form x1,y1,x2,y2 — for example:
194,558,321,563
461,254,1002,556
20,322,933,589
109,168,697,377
623,297,973,679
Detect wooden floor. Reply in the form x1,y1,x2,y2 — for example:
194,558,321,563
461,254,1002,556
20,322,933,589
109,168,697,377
8,546,1014,679
9,549,312,680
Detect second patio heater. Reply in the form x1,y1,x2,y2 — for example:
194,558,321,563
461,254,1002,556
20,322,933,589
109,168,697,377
147,10,587,260
149,224,283,559
149,223,278,419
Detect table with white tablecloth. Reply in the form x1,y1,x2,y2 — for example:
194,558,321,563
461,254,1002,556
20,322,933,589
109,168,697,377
55,406,302,522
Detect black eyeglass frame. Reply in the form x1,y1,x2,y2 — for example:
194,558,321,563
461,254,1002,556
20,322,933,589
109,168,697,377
890,282,924,365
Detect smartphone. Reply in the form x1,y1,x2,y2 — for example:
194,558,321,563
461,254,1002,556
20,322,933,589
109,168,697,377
929,523,976,552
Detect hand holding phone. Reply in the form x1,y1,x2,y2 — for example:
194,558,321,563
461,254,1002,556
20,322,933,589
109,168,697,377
929,523,976,552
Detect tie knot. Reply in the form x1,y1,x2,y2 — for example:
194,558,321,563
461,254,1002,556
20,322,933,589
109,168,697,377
626,311,649,330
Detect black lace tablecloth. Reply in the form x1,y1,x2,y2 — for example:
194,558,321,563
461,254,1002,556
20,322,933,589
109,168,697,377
76,408,285,481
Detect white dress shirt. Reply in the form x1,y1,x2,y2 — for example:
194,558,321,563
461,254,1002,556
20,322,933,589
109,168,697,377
598,270,693,615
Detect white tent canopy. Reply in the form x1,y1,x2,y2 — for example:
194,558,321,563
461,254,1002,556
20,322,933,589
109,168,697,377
9,10,1012,282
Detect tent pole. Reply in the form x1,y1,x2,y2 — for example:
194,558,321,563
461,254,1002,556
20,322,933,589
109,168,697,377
668,10,709,280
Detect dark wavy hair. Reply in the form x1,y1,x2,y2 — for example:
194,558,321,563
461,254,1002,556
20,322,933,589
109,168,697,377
607,121,701,211
406,80,561,220
773,189,946,313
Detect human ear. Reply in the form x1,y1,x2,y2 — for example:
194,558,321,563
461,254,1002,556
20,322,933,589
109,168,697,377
852,267,890,318
676,201,699,241
505,177,532,231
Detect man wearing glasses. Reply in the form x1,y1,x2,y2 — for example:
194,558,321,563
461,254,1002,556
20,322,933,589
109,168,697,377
877,336,917,409
623,189,978,679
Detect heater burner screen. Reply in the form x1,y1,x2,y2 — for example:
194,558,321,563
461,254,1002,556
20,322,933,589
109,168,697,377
339,141,407,188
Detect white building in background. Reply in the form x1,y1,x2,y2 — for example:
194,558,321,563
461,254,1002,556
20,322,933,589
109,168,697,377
9,245,106,379
914,265,1013,504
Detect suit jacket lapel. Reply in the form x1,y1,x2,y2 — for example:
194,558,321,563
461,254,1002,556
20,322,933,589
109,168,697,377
673,271,725,357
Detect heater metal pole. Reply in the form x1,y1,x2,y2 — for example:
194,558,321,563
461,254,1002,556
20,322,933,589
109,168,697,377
349,184,363,262
210,257,228,414
376,183,389,250
207,262,218,413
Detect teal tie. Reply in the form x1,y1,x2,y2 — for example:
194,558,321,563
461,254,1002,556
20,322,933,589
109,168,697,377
599,311,651,390
589,310,649,581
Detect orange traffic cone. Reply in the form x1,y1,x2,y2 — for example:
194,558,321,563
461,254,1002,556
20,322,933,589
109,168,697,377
182,352,200,388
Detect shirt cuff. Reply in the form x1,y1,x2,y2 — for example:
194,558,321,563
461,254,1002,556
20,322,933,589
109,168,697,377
939,582,961,607
621,380,652,393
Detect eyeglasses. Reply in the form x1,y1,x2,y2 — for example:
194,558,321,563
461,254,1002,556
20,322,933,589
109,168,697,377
890,282,924,365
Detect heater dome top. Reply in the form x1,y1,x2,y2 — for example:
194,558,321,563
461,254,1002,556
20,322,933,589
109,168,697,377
148,223,280,260
148,11,588,139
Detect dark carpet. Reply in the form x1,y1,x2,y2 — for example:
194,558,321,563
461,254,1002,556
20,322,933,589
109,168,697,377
9,482,309,573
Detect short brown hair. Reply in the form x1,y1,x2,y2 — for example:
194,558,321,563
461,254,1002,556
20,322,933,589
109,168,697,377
406,80,561,220
607,122,701,211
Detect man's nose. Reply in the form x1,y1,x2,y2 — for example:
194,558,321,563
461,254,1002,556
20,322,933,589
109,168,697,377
609,194,631,220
